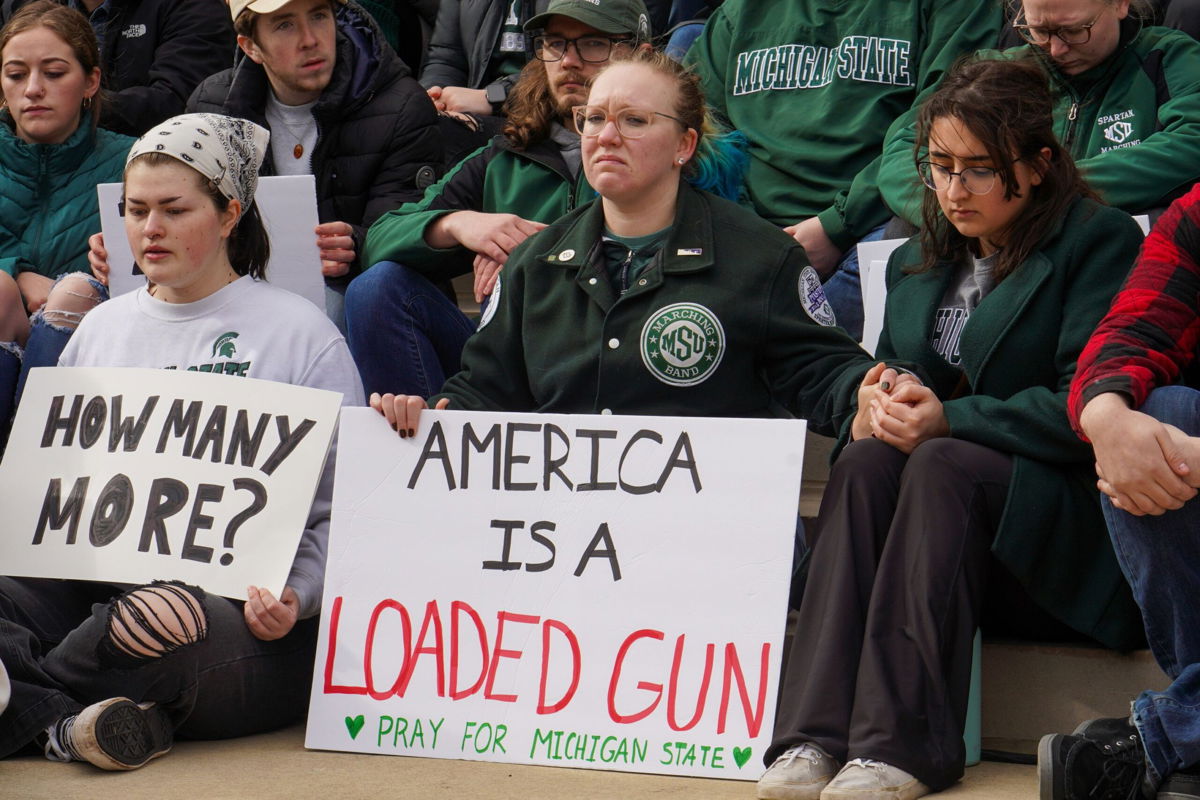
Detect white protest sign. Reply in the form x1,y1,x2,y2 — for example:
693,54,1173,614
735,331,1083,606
857,238,907,354
0,367,342,600
99,174,326,311
306,409,805,781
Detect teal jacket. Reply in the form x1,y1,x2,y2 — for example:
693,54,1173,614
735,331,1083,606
437,183,874,432
362,133,591,282
871,198,1145,649
0,117,133,279
685,0,1002,249
880,24,1200,224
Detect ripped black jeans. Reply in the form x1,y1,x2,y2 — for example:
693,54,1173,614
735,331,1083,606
0,577,317,758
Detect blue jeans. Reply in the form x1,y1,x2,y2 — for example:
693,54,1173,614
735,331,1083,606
0,274,108,449
344,261,477,398
664,22,704,60
0,577,317,757
821,224,887,342
1102,386,1200,784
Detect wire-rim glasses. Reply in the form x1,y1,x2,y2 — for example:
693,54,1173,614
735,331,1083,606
917,160,1017,195
572,105,689,138
1012,14,1101,46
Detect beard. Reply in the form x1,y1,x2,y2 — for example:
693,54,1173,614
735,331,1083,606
551,69,589,117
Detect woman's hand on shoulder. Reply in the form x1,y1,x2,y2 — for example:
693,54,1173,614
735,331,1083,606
869,382,949,454
244,585,299,640
88,232,110,286
370,392,450,438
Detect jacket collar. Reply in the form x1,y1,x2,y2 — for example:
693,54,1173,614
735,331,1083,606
497,129,589,187
534,181,716,276
0,113,98,175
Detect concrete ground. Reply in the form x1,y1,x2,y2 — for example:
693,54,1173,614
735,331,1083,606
0,724,1037,800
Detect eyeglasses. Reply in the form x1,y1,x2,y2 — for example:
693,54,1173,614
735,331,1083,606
572,105,688,138
1012,14,1101,46
917,160,1019,195
532,34,633,63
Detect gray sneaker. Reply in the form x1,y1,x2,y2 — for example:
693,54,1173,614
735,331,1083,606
758,743,841,800
820,758,930,800
44,697,172,771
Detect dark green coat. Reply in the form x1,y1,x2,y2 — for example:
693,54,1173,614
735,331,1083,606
0,118,132,279
875,197,1145,649
438,183,874,433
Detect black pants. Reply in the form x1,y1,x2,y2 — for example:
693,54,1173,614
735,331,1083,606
0,577,318,758
767,437,1011,792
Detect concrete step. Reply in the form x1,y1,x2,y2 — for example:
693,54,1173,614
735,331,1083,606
981,640,1168,754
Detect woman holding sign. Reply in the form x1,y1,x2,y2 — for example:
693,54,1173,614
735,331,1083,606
758,58,1147,800
0,112,362,770
371,49,875,433
0,1,132,446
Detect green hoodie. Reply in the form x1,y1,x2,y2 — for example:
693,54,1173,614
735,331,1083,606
685,0,1002,250
879,24,1200,225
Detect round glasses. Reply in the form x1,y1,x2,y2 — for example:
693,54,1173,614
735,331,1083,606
572,105,688,138
917,161,1005,195
532,34,632,63
1012,14,1100,46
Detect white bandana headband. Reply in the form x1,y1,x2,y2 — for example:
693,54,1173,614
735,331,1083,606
127,113,269,217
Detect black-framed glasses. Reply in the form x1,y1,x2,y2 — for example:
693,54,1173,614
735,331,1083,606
917,160,1020,195
572,105,688,138
532,34,633,62
1012,13,1101,46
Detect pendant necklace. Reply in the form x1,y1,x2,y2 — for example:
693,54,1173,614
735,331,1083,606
273,111,313,160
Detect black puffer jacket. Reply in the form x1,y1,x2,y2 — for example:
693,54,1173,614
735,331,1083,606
187,1,442,279
1,0,236,136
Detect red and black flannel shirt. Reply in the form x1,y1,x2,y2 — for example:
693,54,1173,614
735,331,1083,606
1068,183,1200,439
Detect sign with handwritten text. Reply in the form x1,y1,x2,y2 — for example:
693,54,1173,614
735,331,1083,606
305,408,806,780
0,367,342,599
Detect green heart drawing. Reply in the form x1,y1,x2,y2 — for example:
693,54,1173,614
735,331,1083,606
345,715,365,740
733,746,752,768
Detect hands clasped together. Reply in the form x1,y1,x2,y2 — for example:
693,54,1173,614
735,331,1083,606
852,362,950,454
1081,393,1200,517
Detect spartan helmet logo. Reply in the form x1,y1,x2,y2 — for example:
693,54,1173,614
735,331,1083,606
637,13,650,43
1104,121,1134,144
212,331,239,358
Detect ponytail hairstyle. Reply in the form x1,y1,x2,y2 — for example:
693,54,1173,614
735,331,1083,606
913,55,1095,280
607,48,749,203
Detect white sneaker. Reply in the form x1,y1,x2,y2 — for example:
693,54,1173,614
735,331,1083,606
820,759,930,800
757,743,842,800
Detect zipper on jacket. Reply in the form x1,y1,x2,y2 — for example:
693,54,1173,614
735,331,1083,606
1061,89,1082,149
617,248,634,294
31,149,51,272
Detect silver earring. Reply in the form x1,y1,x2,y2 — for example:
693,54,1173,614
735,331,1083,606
677,158,685,165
